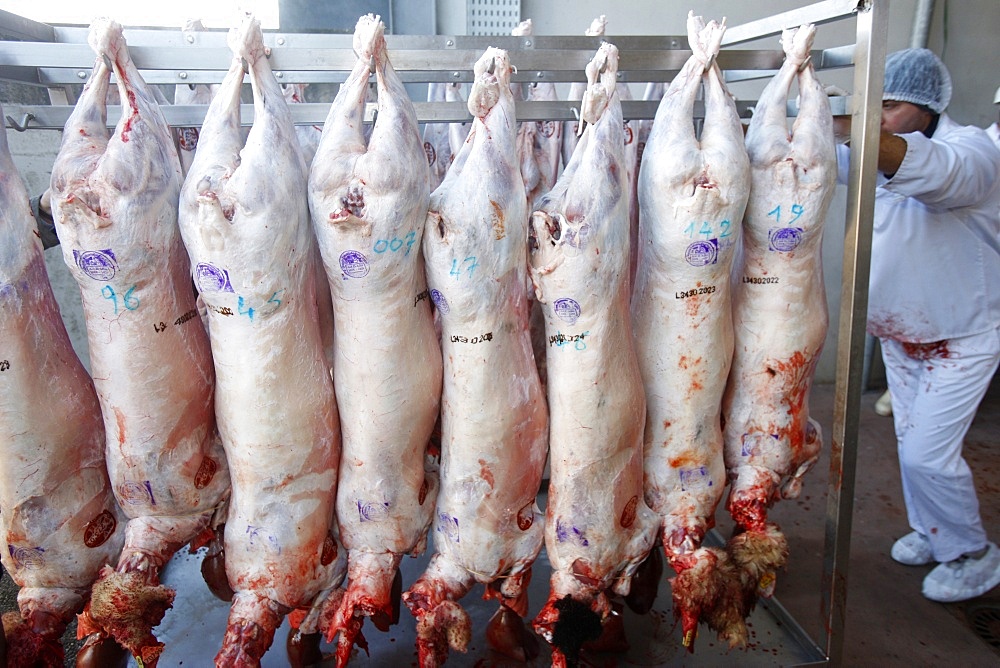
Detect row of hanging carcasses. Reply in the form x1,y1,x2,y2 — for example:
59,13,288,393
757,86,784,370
0,10,837,667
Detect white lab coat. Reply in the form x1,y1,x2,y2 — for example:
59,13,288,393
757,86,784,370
837,114,1000,343
988,122,1000,151
837,114,1000,561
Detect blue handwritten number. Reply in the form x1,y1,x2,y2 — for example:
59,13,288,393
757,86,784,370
374,231,419,256
769,204,804,225
719,220,731,238
683,222,695,237
102,285,139,314
449,256,478,279
267,290,284,308
237,296,255,321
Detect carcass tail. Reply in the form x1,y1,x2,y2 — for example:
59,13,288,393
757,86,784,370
2,611,64,668
83,565,175,666
670,547,727,652
533,594,603,667
726,522,789,633
533,570,609,664
330,552,403,663
705,525,789,649
483,566,533,618
215,591,287,667
403,555,476,667
726,465,778,533
402,553,475,618
414,600,471,668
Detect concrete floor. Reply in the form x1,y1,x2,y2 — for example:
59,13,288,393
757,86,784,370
3,379,1000,666
758,378,1000,666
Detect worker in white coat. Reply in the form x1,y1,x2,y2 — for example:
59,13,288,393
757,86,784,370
987,85,1000,150
836,48,1000,603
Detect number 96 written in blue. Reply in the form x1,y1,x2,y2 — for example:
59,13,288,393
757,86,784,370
101,284,139,314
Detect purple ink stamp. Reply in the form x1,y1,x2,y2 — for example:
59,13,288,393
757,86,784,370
73,249,117,281
684,239,719,267
339,250,370,278
741,433,779,457
555,518,590,547
769,227,803,252
8,545,45,570
357,500,390,522
437,512,460,543
679,466,711,491
117,480,155,506
195,262,234,293
430,289,450,315
553,297,581,325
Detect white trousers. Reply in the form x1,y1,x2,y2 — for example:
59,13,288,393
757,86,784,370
881,325,1000,562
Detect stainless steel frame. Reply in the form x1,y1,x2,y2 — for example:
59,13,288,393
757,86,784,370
0,1,889,664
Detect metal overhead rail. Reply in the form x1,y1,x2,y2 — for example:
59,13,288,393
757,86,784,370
0,1,888,664
0,6,861,129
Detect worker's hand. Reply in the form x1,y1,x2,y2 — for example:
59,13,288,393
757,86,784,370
39,188,52,217
832,115,852,144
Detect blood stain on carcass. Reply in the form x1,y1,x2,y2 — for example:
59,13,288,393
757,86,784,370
479,459,495,488
489,200,506,240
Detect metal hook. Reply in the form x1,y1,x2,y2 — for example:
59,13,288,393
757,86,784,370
486,57,496,75
5,113,34,132
241,58,249,74
101,54,113,70
798,54,813,73
369,54,376,75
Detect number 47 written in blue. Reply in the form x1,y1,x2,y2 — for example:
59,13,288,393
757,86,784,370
450,256,479,279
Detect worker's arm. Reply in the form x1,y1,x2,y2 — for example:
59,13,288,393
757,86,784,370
831,116,906,176
29,189,60,249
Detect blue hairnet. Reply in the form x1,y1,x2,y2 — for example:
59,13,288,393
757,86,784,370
883,48,952,114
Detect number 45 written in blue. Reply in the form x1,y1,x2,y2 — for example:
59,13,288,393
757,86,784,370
238,289,285,322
